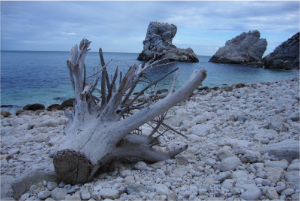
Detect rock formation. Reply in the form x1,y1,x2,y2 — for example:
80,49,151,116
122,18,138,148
209,30,267,65
262,32,299,70
137,21,199,62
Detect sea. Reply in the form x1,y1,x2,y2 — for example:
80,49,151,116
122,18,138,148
1,50,299,114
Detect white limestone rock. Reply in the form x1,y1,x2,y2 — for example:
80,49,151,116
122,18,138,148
220,156,241,172
285,171,300,189
38,190,51,200
287,159,299,171
240,186,262,200
266,187,279,200
51,187,67,201
99,188,119,199
264,160,288,170
265,167,284,183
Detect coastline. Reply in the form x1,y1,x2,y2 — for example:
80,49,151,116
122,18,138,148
2,75,299,116
1,78,299,200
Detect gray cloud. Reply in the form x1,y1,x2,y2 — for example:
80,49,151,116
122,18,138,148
1,1,299,55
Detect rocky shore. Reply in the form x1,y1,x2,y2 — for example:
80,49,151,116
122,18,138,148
209,30,267,65
1,78,299,201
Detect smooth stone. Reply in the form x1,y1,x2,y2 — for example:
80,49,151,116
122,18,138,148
134,161,147,170
120,170,132,177
188,134,202,143
80,188,91,200
266,187,279,200
261,179,271,186
58,181,66,188
38,190,51,199
29,185,38,194
193,115,207,124
51,187,67,200
265,167,284,183
265,160,288,169
254,178,263,185
205,158,216,166
99,188,119,199
285,171,300,189
215,171,231,183
220,156,241,171
221,179,234,190
240,186,262,200
124,176,135,183
256,168,267,179
291,193,300,201
190,123,215,136
223,138,251,148
47,182,58,191
282,188,295,196
231,170,249,179
19,193,30,201
275,182,286,193
287,161,300,171
65,194,81,201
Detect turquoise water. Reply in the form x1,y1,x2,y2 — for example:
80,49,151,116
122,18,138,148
1,50,298,114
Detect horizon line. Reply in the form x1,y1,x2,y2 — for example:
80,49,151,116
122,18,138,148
0,50,214,57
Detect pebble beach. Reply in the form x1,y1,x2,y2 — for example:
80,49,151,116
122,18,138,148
1,78,299,201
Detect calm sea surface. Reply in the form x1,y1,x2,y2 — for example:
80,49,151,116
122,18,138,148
1,50,299,114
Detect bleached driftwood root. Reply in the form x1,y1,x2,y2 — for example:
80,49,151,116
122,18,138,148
53,39,207,184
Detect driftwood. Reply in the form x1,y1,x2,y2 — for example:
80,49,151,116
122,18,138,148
52,39,207,184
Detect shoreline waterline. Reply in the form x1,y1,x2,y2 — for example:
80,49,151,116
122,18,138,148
1,77,299,115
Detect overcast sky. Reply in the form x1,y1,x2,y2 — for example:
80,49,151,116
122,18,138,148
1,1,299,56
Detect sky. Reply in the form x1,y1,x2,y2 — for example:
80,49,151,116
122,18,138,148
1,1,299,56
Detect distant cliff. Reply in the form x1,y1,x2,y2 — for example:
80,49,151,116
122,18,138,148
209,30,267,65
137,21,199,62
262,32,299,70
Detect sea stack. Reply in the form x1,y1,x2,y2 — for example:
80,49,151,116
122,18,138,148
262,32,299,70
209,30,267,65
137,21,199,62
